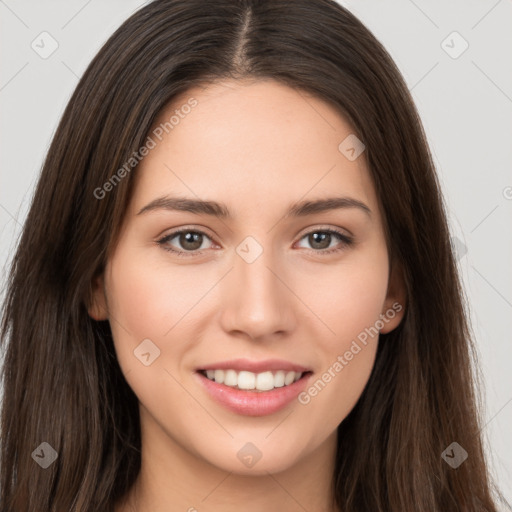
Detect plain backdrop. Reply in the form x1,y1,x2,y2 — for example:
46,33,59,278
1,0,511,506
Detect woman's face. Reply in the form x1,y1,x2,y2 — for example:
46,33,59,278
89,78,405,475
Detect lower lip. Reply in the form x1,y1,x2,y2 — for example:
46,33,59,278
195,371,313,416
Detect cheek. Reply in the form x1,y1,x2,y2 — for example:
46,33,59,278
104,249,225,381
297,300,382,433
106,251,198,337
294,251,388,423
295,250,389,347
103,252,180,372
299,346,377,434
103,254,203,412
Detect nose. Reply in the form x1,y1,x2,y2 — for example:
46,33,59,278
218,244,297,341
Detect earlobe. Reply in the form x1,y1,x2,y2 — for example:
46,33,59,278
87,273,109,321
380,261,407,334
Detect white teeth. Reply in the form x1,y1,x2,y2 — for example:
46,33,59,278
238,371,256,390
274,370,285,387
214,369,224,383
285,371,296,385
203,369,304,391
256,371,274,391
224,369,238,387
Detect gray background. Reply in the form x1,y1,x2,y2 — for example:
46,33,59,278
1,0,511,505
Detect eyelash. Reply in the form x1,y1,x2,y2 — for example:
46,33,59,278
156,227,354,258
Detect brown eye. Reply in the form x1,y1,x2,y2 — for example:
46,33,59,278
157,229,213,255
175,231,204,251
307,232,332,250
296,229,353,254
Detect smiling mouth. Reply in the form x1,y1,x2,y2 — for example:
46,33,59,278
197,369,313,392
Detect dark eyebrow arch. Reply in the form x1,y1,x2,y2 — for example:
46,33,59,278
137,195,372,219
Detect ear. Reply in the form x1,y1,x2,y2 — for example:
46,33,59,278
379,259,407,334
87,272,109,321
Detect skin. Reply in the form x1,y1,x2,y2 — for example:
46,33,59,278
89,78,406,512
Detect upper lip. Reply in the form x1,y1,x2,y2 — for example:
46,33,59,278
197,358,311,374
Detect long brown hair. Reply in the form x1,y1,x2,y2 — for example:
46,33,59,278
1,0,507,510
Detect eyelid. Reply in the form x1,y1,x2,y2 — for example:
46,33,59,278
296,223,353,239
156,224,216,240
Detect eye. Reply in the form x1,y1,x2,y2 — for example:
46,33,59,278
156,226,353,257
295,228,353,254
157,228,215,257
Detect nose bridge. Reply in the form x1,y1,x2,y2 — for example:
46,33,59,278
220,236,296,339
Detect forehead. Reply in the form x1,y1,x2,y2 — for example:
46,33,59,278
131,79,380,224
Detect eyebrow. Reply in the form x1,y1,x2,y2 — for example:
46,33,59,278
137,195,372,219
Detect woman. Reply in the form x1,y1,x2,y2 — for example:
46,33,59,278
0,0,507,510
